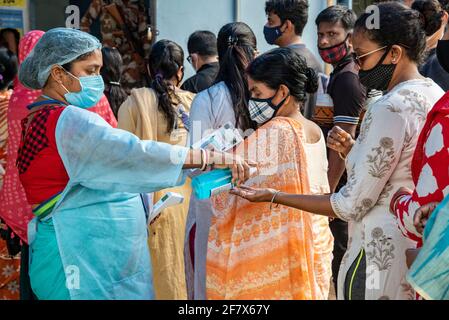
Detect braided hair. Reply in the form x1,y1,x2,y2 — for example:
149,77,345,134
149,40,184,132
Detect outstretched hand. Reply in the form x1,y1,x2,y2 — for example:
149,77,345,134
230,185,278,203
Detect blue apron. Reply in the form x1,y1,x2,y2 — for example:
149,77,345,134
28,106,188,300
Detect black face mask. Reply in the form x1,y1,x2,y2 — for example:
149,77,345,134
437,40,449,74
359,47,396,92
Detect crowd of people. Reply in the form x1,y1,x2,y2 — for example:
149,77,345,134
1,0,449,300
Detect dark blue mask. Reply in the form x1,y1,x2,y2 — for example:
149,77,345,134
263,25,283,45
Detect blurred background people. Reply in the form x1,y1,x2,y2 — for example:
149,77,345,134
118,39,194,300
81,0,151,93
182,31,219,94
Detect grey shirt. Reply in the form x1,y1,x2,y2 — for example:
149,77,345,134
288,44,324,119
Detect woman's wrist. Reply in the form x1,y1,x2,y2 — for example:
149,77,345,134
268,189,281,203
269,190,281,211
183,149,204,169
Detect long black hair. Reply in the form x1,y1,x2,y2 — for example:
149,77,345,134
216,22,257,131
0,47,18,91
149,39,184,132
247,48,318,106
101,47,128,119
354,2,428,64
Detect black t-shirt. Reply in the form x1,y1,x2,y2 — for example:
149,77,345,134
181,62,220,94
320,56,366,137
315,56,366,192
419,48,449,92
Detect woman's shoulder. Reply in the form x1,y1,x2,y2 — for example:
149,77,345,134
372,79,443,119
386,79,444,106
129,87,155,99
195,82,229,100
260,117,316,141
124,87,158,111
174,89,195,110
192,82,231,110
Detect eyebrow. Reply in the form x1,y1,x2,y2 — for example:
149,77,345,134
87,64,103,69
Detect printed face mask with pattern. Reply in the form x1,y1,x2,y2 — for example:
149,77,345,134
248,89,289,124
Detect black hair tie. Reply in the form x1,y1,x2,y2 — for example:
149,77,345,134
228,35,239,47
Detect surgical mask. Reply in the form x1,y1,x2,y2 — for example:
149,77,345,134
264,25,284,45
248,91,289,124
358,48,396,92
437,39,449,74
318,35,349,65
59,70,105,109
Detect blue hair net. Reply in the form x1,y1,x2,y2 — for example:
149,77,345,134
19,28,102,89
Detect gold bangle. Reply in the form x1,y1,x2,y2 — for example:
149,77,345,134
338,152,347,161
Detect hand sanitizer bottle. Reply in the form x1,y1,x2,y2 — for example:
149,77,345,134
191,169,233,200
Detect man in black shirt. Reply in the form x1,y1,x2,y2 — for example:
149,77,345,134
315,5,366,297
264,0,323,119
182,31,219,94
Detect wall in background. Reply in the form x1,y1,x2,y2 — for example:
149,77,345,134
156,0,328,80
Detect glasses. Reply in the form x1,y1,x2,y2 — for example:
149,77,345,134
353,45,388,66
187,55,192,64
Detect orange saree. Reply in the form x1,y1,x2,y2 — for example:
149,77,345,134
206,117,333,300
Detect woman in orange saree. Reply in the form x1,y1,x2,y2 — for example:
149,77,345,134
206,48,333,300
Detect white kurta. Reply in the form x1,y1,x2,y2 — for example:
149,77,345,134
330,79,444,300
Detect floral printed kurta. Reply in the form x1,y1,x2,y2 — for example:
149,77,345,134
330,79,444,300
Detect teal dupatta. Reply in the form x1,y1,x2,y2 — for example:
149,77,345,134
407,194,449,300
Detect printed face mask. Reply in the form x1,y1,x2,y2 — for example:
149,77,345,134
318,35,349,64
248,90,289,124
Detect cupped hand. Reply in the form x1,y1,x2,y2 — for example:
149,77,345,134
327,126,355,157
230,185,277,203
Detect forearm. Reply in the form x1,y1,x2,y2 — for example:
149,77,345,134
274,192,337,218
182,149,231,170
327,149,347,193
